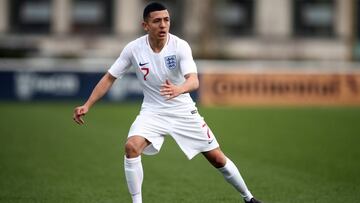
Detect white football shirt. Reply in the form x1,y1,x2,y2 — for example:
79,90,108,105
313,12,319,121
108,34,198,115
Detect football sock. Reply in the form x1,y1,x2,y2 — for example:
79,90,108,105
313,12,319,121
218,157,253,201
124,156,143,203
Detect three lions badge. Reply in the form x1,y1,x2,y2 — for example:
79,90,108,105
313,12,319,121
164,55,177,70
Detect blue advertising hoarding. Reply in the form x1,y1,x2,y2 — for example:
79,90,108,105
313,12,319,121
0,70,198,102
0,70,144,101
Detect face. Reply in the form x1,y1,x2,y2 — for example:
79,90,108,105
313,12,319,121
143,10,170,40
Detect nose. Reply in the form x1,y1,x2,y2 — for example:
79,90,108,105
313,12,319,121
160,19,166,28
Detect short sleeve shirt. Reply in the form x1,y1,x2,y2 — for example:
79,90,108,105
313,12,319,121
108,34,198,115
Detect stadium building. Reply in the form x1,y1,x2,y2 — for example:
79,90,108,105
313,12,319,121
0,0,358,60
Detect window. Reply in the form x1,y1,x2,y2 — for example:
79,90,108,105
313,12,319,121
214,0,255,36
357,0,360,40
144,0,184,36
71,0,112,34
354,0,360,60
10,0,51,33
293,0,335,37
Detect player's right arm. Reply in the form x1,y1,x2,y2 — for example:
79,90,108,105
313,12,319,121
74,41,132,125
73,72,116,125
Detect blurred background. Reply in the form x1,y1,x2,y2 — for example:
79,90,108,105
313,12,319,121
0,0,359,105
0,0,360,105
0,0,357,60
1,1,360,202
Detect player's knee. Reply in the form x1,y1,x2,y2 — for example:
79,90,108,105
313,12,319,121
210,155,227,168
204,149,227,168
125,141,142,157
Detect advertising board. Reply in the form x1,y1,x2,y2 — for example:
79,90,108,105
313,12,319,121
200,73,360,106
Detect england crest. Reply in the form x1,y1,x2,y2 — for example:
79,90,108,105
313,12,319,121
164,55,177,70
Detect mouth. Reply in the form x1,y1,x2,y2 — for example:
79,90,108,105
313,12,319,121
159,31,167,37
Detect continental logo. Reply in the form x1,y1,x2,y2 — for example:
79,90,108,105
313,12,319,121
200,73,360,106
212,77,340,96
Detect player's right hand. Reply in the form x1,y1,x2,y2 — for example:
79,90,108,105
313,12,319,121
73,105,88,125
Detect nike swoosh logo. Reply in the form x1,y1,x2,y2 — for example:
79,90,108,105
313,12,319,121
208,139,214,144
139,62,149,66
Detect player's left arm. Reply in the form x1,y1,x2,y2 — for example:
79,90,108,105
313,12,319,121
161,39,198,100
160,73,199,100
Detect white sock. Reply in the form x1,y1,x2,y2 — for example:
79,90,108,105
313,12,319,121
124,156,143,203
218,158,253,201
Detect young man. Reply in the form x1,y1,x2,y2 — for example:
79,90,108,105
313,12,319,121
73,2,262,203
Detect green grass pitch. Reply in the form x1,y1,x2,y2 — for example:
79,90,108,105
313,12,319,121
0,102,360,203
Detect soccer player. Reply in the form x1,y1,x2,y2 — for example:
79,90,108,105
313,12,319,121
73,2,262,203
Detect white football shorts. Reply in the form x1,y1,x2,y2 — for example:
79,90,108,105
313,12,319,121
127,111,219,160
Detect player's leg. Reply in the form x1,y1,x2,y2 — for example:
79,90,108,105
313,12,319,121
202,148,261,203
125,135,150,158
124,136,150,203
124,112,169,203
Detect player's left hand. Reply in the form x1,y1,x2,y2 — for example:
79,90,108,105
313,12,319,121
160,79,183,100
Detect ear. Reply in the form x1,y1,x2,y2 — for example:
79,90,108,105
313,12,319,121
142,21,149,32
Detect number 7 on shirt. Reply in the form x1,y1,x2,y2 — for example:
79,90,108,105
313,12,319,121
141,67,149,81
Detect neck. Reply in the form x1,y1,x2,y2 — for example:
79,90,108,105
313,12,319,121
148,34,167,53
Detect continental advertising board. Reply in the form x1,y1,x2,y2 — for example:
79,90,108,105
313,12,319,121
200,72,360,106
